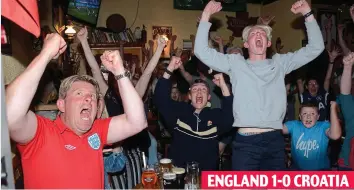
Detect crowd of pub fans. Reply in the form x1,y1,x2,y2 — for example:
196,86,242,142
5,0,354,189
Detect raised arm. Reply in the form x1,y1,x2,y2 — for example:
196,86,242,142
130,62,136,80
97,98,105,119
194,1,232,74
6,34,67,144
141,44,150,71
339,52,354,126
341,53,354,95
135,36,166,97
148,40,154,60
212,73,233,133
119,41,125,60
77,27,108,95
297,78,305,95
326,101,342,140
154,57,185,128
212,73,231,97
337,25,351,56
101,50,147,144
324,47,340,91
324,20,332,51
212,35,224,54
179,64,193,84
278,0,325,74
170,35,177,56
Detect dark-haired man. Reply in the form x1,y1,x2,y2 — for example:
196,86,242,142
154,57,234,171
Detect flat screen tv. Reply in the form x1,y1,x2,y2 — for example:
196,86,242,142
67,0,102,26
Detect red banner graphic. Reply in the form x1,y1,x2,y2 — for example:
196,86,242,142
201,171,354,189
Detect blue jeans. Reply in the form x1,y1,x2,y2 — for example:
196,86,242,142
148,132,158,165
104,152,127,189
232,130,286,170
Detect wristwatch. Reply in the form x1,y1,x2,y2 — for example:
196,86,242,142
303,10,313,19
165,68,174,75
114,71,130,80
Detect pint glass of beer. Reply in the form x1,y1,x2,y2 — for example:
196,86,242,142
159,158,172,173
172,167,186,189
163,172,178,189
141,166,158,188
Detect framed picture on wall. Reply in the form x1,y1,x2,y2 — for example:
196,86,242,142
152,26,172,58
1,16,12,55
318,9,338,43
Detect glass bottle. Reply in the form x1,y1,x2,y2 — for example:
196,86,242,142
141,25,147,44
184,161,200,190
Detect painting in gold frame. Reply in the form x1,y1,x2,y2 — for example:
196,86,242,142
152,26,172,58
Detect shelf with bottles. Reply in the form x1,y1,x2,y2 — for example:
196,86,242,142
89,42,144,49
88,26,147,48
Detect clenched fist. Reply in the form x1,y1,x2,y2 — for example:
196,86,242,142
41,33,67,60
77,27,88,42
157,36,167,48
212,73,226,88
167,56,182,72
343,52,354,67
290,0,311,16
203,0,222,16
100,50,125,75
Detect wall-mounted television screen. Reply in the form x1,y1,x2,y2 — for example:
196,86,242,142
67,0,101,26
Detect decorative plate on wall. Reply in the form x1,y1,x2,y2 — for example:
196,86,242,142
106,14,126,33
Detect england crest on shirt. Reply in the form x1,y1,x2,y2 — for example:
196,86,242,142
88,133,101,150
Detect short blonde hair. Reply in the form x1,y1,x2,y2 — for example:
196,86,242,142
242,24,272,42
59,75,101,99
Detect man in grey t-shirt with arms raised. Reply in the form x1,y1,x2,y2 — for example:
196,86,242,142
194,0,324,170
